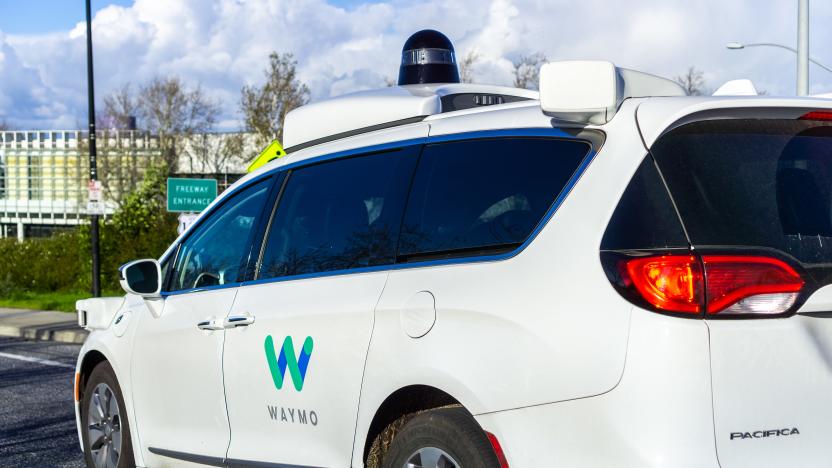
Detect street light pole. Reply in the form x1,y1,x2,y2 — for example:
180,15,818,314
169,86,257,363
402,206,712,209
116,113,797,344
797,0,810,96
85,0,101,297
726,42,832,74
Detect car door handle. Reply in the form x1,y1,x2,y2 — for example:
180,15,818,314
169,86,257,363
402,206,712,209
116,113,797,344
196,319,225,331
224,315,255,328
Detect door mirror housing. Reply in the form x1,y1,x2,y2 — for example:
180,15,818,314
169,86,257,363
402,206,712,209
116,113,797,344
119,259,162,298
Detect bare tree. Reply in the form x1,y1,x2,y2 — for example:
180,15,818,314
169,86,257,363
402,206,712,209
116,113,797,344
139,76,220,172
101,83,140,130
674,67,708,96
187,132,247,174
458,50,481,84
240,52,310,147
0,119,10,131
513,52,547,90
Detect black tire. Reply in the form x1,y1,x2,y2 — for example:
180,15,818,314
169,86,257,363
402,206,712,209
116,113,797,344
81,361,135,468
383,407,501,468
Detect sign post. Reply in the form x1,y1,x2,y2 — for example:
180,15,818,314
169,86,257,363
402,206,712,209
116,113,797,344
87,180,105,216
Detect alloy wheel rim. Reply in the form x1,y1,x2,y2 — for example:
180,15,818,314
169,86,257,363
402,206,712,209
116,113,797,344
87,382,122,468
403,446,460,468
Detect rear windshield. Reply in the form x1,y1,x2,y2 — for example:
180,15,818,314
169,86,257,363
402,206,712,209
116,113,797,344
651,119,832,264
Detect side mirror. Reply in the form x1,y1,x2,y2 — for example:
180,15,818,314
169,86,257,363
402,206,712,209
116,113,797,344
539,60,620,125
119,259,162,298
539,60,685,125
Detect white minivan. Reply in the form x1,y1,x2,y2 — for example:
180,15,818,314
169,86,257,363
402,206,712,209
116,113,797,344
75,60,832,468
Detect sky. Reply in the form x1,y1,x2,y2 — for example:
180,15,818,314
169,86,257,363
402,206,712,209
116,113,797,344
0,0,831,130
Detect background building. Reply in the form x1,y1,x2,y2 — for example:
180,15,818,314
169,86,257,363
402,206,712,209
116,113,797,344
0,130,252,240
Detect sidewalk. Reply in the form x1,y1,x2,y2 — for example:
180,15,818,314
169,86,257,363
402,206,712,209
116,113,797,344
0,308,87,344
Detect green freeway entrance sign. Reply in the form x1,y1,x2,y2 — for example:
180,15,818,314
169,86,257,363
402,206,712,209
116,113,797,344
167,178,218,212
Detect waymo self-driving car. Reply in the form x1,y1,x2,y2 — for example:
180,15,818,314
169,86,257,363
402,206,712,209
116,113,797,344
75,31,832,468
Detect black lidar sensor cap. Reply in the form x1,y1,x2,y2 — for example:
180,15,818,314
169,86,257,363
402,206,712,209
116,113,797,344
398,29,461,85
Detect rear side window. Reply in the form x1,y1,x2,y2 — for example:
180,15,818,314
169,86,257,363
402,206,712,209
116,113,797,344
600,156,688,251
398,137,591,261
651,119,832,264
258,147,419,278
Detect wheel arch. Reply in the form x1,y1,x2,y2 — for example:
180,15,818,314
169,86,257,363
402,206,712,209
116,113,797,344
77,349,108,403
362,384,464,466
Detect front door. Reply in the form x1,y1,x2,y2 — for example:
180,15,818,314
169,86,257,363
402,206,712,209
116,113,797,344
131,178,274,466
223,144,420,466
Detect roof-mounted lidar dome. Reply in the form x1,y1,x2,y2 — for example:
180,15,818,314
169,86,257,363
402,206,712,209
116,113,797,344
398,29,460,86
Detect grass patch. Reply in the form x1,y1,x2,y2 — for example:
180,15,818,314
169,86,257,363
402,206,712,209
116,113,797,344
0,290,122,312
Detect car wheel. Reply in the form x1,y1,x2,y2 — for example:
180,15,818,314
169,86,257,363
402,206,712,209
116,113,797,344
81,361,135,468
383,407,501,468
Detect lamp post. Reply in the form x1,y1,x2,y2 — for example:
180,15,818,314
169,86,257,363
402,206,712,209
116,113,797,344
726,0,817,96
797,0,809,95
85,0,101,297
726,42,832,77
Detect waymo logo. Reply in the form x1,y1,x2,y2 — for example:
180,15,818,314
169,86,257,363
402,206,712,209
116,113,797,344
264,335,314,391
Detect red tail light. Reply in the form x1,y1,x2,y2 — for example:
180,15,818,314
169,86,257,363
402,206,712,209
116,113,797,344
702,255,804,314
626,255,703,314
623,254,804,316
800,111,832,121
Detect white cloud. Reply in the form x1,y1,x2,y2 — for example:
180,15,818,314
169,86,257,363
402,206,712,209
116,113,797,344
1,0,831,129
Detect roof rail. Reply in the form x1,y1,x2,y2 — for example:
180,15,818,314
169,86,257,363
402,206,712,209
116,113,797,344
282,84,537,152
539,61,684,125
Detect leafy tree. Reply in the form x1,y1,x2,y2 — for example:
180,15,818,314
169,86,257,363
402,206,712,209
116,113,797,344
89,164,178,290
240,52,310,147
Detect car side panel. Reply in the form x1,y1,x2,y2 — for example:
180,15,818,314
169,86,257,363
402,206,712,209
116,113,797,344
75,294,154,467
353,102,647,465
475,309,718,468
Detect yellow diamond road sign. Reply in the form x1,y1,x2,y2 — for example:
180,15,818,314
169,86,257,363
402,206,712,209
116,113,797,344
247,140,286,173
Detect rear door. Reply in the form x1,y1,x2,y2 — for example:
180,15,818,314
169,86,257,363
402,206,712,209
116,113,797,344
648,115,832,468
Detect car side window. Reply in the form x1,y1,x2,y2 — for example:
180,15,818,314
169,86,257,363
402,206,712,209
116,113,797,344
169,179,272,292
398,137,591,261
258,147,419,279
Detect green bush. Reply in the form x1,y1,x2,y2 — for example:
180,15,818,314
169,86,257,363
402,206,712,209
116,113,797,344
0,231,83,293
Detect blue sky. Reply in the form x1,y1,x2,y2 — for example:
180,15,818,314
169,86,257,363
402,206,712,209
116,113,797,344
0,0,135,34
0,0,366,34
1,0,831,130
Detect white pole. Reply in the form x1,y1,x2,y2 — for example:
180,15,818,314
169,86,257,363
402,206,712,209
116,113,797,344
797,0,810,95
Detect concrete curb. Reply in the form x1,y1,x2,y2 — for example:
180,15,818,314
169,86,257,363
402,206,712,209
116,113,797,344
0,308,87,344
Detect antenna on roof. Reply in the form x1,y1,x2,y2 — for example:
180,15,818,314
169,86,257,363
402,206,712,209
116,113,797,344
398,30,460,85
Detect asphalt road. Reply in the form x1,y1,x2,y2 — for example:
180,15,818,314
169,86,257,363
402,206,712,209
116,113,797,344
0,336,85,467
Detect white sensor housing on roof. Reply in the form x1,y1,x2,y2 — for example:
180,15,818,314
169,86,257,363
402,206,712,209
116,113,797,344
713,79,759,96
539,60,684,125
282,84,537,150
